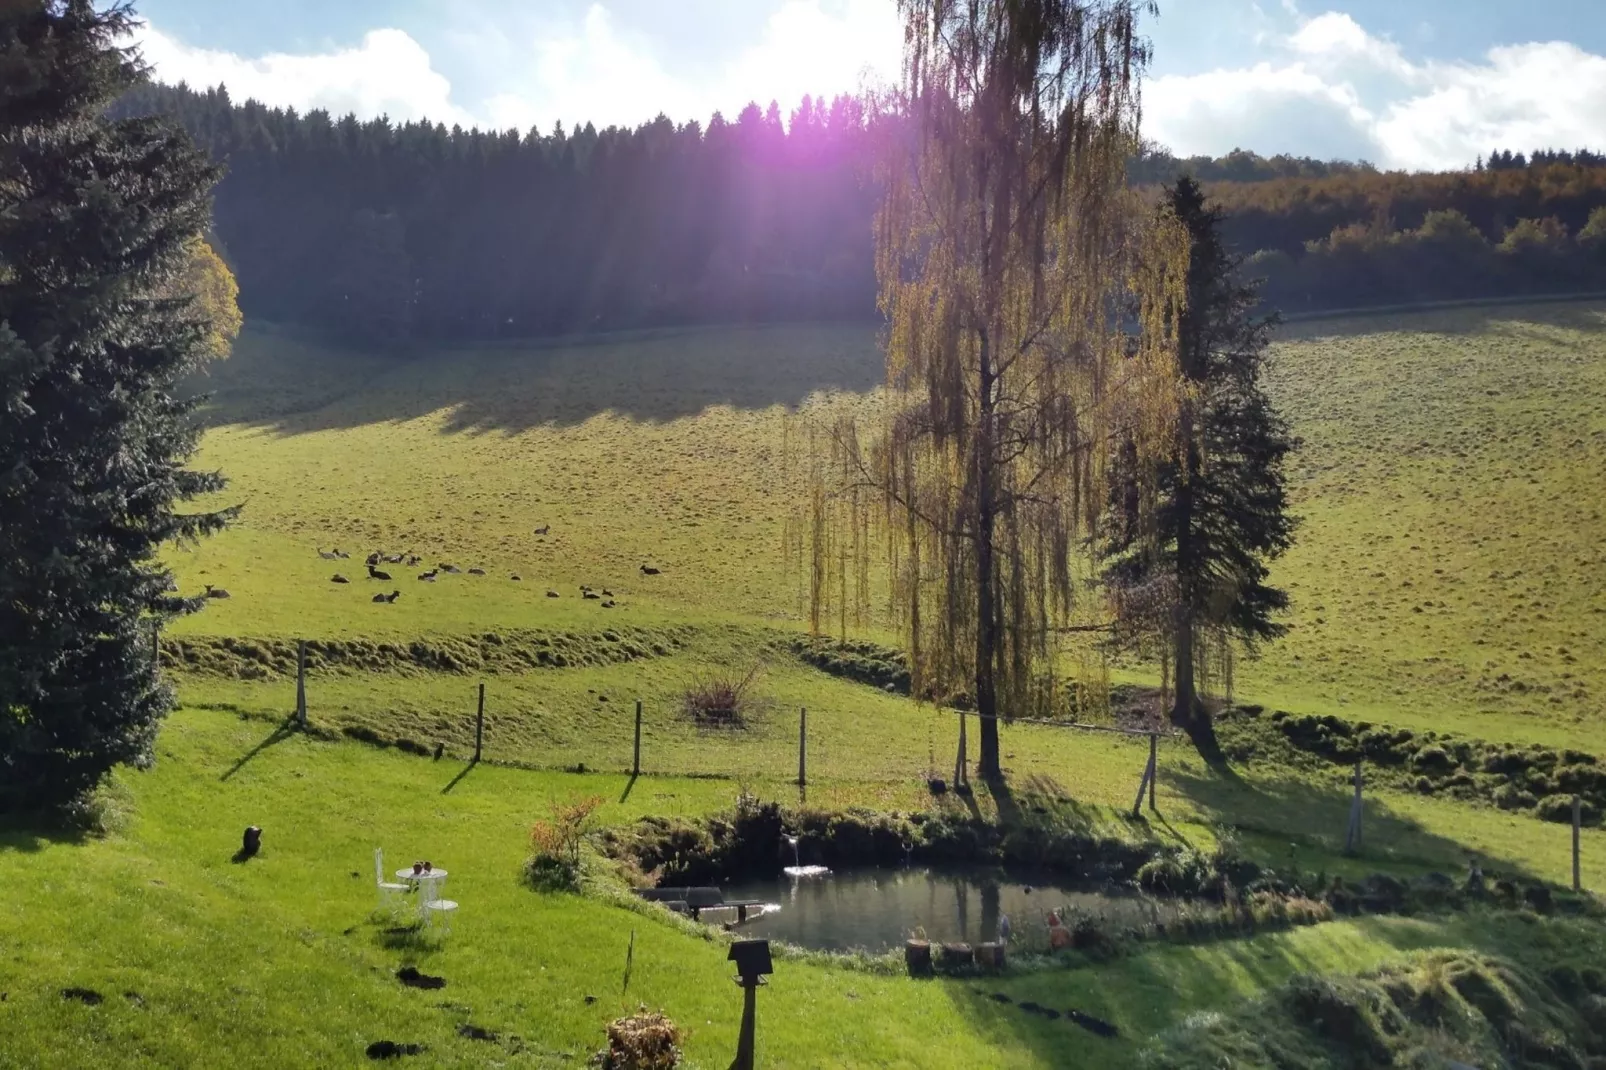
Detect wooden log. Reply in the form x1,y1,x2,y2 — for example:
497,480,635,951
904,940,933,977
975,942,1004,970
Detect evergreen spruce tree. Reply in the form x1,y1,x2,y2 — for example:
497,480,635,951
0,1,232,813
1100,176,1298,760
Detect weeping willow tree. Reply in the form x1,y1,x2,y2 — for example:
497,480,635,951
788,0,1187,778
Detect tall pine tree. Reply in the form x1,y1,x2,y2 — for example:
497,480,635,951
1100,176,1298,760
0,1,232,813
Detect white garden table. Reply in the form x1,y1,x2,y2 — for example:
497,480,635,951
396,868,449,918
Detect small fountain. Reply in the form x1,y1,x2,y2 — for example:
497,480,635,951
781,834,829,879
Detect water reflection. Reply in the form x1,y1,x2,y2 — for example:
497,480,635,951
707,867,1179,953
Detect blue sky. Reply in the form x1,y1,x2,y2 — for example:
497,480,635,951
130,0,1606,170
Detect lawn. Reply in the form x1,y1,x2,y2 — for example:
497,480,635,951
7,301,1606,1067
4,708,1603,1069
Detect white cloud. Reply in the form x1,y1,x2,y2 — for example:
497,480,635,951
131,25,477,128
1144,10,1606,170
135,1,901,135
1375,42,1606,170
133,5,1606,169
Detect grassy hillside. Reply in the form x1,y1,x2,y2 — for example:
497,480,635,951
170,303,1606,756
5,707,1603,1069
7,302,1606,1068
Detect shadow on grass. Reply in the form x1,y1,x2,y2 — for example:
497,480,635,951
441,760,478,795
1280,295,1606,342
937,908,1367,1065
197,322,886,435
1162,765,1542,884
0,814,93,854
618,772,639,804
220,716,301,782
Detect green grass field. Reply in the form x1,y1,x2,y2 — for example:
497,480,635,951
6,301,1606,1067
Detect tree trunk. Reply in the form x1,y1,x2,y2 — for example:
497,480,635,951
1170,410,1223,764
975,328,1001,779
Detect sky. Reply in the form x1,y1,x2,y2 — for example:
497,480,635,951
129,0,1606,172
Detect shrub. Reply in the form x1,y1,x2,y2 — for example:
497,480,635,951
1536,796,1599,825
528,795,605,891
595,1011,681,1070
1493,784,1537,811
1411,745,1457,775
682,664,761,728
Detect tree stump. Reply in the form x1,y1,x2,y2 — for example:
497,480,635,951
937,942,975,973
905,940,933,977
975,942,1004,971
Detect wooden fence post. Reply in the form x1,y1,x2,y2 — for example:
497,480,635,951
797,707,807,787
295,640,307,730
1131,737,1157,818
1575,795,1583,893
955,710,968,787
633,700,643,777
1148,733,1158,812
1344,762,1364,855
474,682,485,763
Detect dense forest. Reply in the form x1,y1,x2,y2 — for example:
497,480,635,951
114,82,1606,342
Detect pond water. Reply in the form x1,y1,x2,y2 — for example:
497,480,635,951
706,867,1185,953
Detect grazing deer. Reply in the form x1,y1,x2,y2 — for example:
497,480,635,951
366,552,381,567
331,574,349,584
533,525,550,535
640,564,661,575
418,570,437,581
204,584,230,599
372,590,400,604
318,548,338,560
546,590,560,598
368,565,392,581
583,591,600,600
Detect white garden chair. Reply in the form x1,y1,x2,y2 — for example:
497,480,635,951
422,896,458,935
374,848,410,913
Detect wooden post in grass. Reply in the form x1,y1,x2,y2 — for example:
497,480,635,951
1131,738,1157,818
295,641,308,730
474,682,485,763
633,700,643,776
1148,733,1158,812
955,710,968,787
797,707,807,787
1344,762,1364,855
1575,795,1583,893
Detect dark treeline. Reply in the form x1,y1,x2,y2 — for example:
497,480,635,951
110,82,884,342
114,82,1606,341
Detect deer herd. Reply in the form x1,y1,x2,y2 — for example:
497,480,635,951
193,527,664,610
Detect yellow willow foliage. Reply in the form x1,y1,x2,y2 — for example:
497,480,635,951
157,235,242,360
787,0,1189,725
